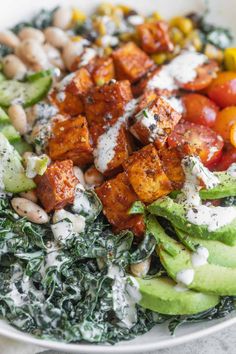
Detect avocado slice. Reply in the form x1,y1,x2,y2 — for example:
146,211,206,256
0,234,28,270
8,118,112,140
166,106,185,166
0,132,35,193
137,277,219,315
0,76,52,108
200,172,236,200
147,216,236,295
148,197,236,246
175,228,236,268
11,139,33,155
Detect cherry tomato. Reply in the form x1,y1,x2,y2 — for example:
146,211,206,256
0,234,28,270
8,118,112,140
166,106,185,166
214,144,236,171
213,106,236,141
168,121,224,166
182,93,219,127
179,60,218,91
207,72,236,108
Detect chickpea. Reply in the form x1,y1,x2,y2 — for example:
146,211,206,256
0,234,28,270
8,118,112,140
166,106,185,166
8,104,28,135
0,30,20,48
2,54,27,80
84,165,104,187
44,27,69,49
53,7,72,30
18,27,45,44
130,257,151,278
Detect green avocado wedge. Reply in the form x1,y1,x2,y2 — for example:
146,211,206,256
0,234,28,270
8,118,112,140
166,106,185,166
147,197,236,246
0,76,52,108
0,133,35,193
137,277,219,315
175,228,236,268
147,216,236,295
200,172,236,200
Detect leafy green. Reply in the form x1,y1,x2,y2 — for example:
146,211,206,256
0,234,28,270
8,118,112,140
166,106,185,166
0,44,13,58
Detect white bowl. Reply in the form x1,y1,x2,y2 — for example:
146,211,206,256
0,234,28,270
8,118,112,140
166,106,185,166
1,0,236,352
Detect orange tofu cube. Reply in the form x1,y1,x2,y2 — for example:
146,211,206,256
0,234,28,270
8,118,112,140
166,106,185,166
96,172,145,237
49,68,93,116
123,144,172,203
112,42,155,83
94,125,133,176
137,21,174,54
84,80,133,127
48,115,93,167
159,146,185,189
87,56,115,85
36,160,78,212
130,96,182,148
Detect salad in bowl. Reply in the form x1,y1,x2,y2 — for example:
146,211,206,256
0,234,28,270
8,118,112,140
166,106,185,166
0,1,236,346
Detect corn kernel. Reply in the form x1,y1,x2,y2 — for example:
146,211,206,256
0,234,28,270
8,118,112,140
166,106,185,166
224,47,236,70
151,53,167,65
170,16,193,35
170,27,184,44
71,8,86,23
119,32,135,42
146,11,162,23
97,3,114,16
205,43,223,63
117,5,132,15
71,35,83,42
96,78,106,86
182,30,202,52
104,46,113,56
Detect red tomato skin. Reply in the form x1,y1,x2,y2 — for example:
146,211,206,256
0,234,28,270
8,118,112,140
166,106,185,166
207,72,236,108
182,93,219,128
213,106,236,142
180,60,219,92
214,144,236,171
168,122,224,166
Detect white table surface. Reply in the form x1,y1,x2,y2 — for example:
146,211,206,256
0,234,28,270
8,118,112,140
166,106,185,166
1,323,235,354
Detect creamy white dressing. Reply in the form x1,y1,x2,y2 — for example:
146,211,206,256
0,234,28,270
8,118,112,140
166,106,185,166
127,15,144,26
100,35,119,47
136,107,165,143
73,184,92,214
186,205,236,231
94,99,138,173
181,156,219,207
25,153,50,178
7,283,25,306
227,163,236,178
56,72,75,91
176,268,195,286
53,208,85,234
163,96,184,114
191,246,209,267
79,47,97,67
51,220,73,242
148,51,208,91
56,91,66,102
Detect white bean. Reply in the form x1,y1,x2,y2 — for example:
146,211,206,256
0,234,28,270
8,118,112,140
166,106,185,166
8,104,28,135
62,41,83,71
44,27,68,49
18,39,48,65
73,166,86,187
53,7,72,30
84,166,104,187
0,30,20,48
18,27,45,44
44,43,65,71
19,190,38,203
22,151,33,167
11,197,49,224
130,257,151,278
2,54,27,80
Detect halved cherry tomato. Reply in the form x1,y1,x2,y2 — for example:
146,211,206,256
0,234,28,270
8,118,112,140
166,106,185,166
168,121,224,166
207,72,236,108
214,143,236,171
182,93,219,127
213,106,236,141
179,60,218,91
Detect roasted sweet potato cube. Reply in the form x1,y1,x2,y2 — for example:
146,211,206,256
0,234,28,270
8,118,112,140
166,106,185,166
123,144,172,203
48,115,93,167
49,69,93,116
84,80,133,127
96,172,145,237
159,146,185,189
112,42,155,83
87,56,115,85
50,90,84,116
36,160,78,212
66,68,93,95
94,125,133,176
137,21,174,54
130,96,182,148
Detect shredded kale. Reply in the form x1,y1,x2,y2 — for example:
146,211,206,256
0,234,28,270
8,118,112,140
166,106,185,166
221,196,236,206
0,44,13,58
